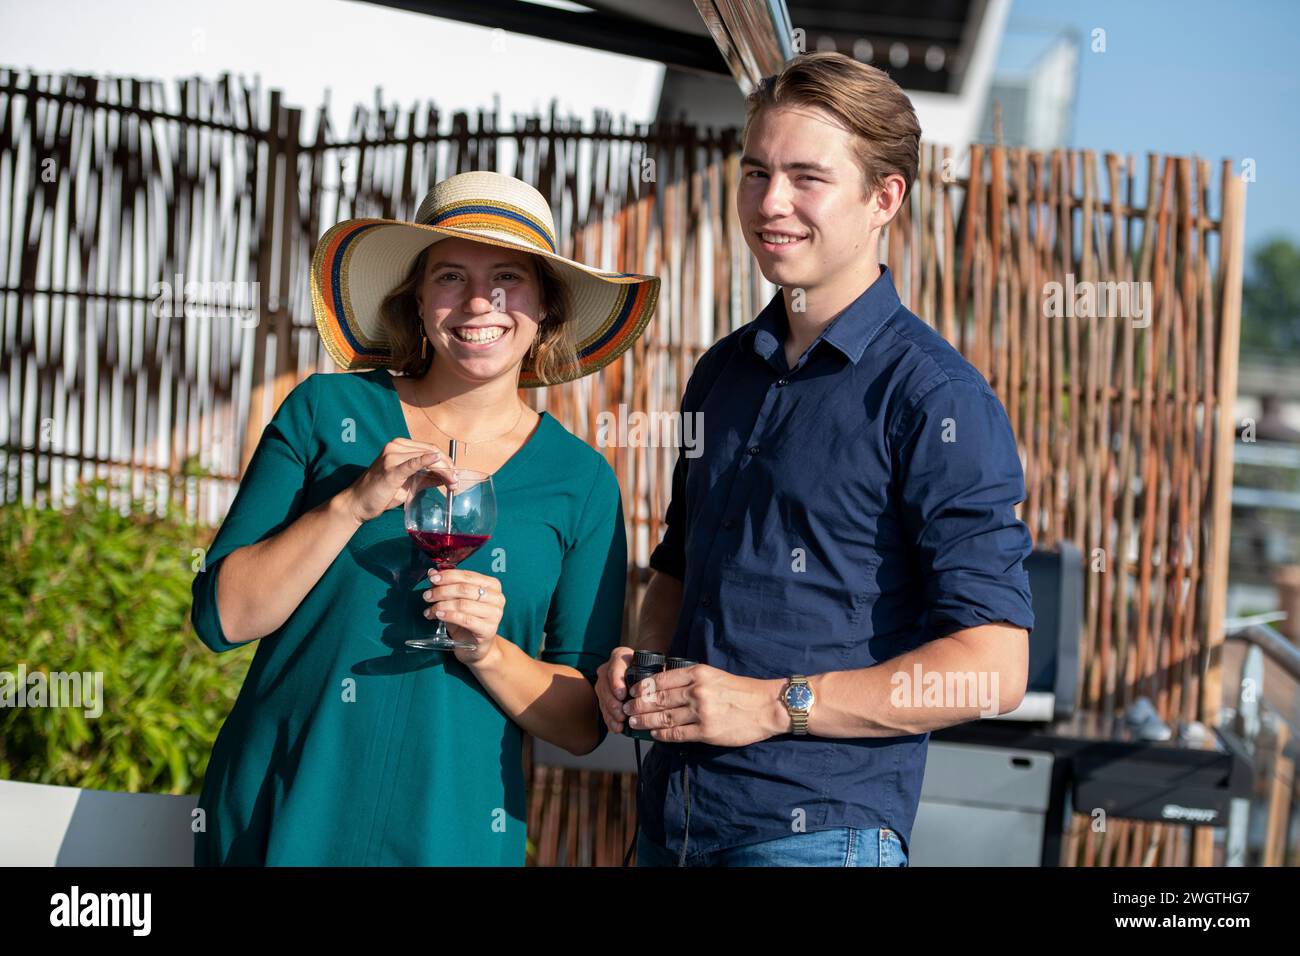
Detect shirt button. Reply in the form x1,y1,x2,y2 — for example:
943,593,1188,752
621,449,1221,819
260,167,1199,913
747,445,761,456
776,378,788,387
701,595,713,607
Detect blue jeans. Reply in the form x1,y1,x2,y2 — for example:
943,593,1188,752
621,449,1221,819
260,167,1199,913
635,826,909,867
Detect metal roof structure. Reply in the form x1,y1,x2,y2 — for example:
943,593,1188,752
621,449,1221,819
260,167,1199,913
357,0,989,95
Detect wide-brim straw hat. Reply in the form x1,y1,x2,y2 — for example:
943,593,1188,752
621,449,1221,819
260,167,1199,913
310,170,659,387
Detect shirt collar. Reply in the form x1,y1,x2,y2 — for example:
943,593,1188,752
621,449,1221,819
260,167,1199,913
743,263,902,367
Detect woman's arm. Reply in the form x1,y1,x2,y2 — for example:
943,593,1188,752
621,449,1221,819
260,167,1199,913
215,491,362,645
465,641,603,754
215,438,456,646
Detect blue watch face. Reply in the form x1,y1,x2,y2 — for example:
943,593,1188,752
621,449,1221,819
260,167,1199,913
786,684,813,710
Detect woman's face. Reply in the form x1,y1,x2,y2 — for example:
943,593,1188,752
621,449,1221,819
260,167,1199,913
415,237,543,386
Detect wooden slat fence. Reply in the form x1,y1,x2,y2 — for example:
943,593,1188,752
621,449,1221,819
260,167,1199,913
0,68,1251,866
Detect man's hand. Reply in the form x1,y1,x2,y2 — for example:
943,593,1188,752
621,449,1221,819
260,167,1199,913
595,646,637,734
622,663,789,746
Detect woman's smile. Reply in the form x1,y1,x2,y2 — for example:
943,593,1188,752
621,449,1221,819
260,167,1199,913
449,324,512,349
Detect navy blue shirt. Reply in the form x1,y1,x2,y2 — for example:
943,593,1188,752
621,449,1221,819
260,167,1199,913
639,264,1035,858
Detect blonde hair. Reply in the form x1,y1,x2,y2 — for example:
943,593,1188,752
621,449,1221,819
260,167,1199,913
377,245,578,384
744,51,922,204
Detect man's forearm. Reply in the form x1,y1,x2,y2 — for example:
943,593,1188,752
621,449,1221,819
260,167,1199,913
761,623,1030,739
635,569,683,653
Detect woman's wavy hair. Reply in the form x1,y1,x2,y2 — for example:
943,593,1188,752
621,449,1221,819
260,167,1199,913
377,244,578,384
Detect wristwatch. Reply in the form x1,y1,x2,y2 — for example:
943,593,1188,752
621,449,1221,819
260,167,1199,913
781,676,814,736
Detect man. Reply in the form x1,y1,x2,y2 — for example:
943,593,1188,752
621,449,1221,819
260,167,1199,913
596,51,1035,867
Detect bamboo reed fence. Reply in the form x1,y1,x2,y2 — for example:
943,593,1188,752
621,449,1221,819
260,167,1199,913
0,68,1258,866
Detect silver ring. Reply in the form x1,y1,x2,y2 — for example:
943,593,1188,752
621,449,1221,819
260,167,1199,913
476,586,485,601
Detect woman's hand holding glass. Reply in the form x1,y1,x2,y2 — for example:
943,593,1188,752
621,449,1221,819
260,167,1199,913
342,438,459,524
422,568,505,664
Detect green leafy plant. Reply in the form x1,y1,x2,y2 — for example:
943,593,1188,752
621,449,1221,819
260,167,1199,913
0,478,249,794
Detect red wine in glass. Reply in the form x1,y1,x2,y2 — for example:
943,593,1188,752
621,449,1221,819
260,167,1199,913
407,530,490,570
403,467,496,651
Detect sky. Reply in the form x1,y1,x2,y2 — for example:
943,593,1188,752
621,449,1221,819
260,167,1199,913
0,0,1294,257
1001,0,1300,256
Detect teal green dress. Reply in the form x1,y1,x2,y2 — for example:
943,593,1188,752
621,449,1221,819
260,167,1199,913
191,368,627,865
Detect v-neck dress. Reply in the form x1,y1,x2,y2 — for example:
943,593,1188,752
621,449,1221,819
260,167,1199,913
190,368,627,865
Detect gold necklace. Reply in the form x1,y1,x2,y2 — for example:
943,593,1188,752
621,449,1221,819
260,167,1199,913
414,395,525,452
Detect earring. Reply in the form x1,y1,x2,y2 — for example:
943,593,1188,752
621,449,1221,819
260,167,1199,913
528,313,543,360
420,332,428,360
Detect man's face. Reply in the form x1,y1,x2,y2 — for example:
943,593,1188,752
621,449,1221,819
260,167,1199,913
737,105,878,291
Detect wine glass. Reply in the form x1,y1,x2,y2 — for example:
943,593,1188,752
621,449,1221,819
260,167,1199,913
403,467,496,650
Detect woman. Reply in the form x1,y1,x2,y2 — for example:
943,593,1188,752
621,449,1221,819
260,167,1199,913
190,170,658,865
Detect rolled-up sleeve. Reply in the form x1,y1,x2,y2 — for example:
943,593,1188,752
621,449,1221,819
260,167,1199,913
891,376,1035,640
191,373,320,653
